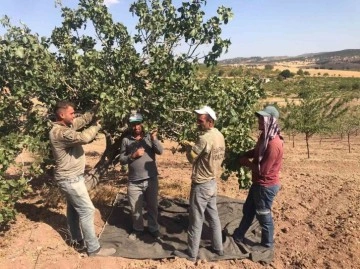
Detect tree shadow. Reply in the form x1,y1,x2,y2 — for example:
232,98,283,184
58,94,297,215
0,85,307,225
8,171,121,245
14,202,70,242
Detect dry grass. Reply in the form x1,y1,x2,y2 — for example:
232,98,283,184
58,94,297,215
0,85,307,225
270,61,360,77
159,180,190,199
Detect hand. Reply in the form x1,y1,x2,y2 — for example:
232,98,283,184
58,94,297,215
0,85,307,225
150,129,158,140
180,140,194,147
2,87,11,96
133,147,145,158
96,119,101,128
239,156,251,167
92,100,101,113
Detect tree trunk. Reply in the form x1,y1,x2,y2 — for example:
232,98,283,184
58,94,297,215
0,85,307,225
306,133,310,158
292,134,295,148
84,132,127,190
348,133,351,153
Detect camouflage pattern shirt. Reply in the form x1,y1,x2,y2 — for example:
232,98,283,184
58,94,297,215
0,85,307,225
49,112,100,181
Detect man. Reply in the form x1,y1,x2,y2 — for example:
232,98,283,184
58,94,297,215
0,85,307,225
49,100,116,257
233,105,283,252
119,112,163,240
174,105,225,262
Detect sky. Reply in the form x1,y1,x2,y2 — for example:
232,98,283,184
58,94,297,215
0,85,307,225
1,0,359,60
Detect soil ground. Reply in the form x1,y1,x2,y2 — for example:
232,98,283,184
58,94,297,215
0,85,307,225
1,133,360,269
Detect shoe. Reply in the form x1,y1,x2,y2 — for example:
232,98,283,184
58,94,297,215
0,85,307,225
128,230,143,241
250,246,274,263
232,228,244,245
232,235,244,245
252,244,272,252
88,247,116,257
71,239,87,252
149,230,161,239
173,249,197,262
213,249,224,256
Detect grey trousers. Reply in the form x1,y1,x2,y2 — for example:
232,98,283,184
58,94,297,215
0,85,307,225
187,179,223,258
127,177,159,232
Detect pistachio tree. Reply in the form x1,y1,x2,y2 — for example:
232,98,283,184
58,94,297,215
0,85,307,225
281,101,298,148
0,16,60,224
1,0,264,224
333,107,360,153
285,86,348,158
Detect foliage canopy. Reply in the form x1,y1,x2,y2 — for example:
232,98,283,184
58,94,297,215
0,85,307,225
0,0,264,225
283,84,348,158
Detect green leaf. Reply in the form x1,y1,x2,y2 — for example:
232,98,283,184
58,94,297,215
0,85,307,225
15,48,25,58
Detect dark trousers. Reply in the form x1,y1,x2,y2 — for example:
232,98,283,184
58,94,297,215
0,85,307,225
234,184,280,247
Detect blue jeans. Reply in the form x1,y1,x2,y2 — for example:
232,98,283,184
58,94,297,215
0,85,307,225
187,179,223,258
127,177,159,232
234,184,280,248
57,175,100,253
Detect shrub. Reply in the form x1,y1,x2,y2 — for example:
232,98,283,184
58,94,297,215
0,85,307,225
297,69,304,76
264,64,274,71
229,67,243,77
352,83,360,90
279,69,294,79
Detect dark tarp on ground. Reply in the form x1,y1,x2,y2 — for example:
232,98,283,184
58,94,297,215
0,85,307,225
99,193,274,263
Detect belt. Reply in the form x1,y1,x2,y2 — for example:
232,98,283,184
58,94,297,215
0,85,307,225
57,174,84,183
191,178,215,185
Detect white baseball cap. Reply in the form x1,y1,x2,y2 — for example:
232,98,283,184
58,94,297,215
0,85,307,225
194,105,217,120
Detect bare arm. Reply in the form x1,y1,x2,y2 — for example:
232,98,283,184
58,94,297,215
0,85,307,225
186,148,199,164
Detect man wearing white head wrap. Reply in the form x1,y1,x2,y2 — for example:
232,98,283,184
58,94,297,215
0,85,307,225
233,105,284,254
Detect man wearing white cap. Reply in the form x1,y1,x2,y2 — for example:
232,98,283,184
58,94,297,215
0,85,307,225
174,105,225,262
119,112,163,240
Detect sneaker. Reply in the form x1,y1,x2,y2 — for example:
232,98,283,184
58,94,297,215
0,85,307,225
213,248,224,256
252,244,272,252
173,249,197,262
149,230,161,239
128,230,143,241
250,246,274,263
232,235,244,245
88,247,116,257
232,228,244,245
71,239,87,252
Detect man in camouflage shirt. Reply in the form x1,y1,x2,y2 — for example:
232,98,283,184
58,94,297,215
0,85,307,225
49,100,115,257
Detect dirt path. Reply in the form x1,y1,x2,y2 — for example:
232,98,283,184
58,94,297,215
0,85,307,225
1,135,360,269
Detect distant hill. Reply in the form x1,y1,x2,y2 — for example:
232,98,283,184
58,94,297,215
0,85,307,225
220,49,360,71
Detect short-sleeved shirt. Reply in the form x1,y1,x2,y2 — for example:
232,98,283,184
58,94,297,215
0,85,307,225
191,128,225,184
